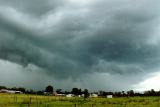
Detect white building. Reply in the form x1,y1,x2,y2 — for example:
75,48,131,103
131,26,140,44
56,94,66,96
66,94,74,97
90,93,98,97
107,95,113,98
0,89,22,94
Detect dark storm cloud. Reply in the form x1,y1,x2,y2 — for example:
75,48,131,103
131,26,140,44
0,0,66,17
0,0,160,80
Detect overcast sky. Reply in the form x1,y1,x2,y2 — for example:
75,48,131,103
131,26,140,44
0,0,160,91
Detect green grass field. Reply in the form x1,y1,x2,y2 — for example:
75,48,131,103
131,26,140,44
1,93,160,107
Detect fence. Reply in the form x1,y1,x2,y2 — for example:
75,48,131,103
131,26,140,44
1,94,160,107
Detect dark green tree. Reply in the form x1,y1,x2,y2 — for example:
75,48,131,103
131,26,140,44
45,85,53,94
0,86,7,90
71,88,79,95
56,89,62,94
127,90,134,96
83,89,89,99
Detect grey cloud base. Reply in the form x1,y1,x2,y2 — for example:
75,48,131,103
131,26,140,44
0,0,160,90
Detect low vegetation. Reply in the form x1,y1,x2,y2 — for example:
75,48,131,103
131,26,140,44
1,93,160,107
1,85,160,107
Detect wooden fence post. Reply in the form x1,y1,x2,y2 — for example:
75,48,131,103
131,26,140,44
30,97,32,104
92,104,94,107
28,102,30,107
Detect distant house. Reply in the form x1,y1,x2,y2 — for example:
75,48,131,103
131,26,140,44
56,94,66,96
53,91,58,96
0,89,22,94
0,89,10,93
66,94,74,97
81,94,84,97
44,91,56,96
78,95,82,97
90,93,98,97
107,95,113,98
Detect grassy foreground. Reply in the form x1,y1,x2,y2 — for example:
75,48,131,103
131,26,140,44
1,93,160,107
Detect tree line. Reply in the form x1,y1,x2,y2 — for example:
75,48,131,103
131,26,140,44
95,89,160,97
1,85,160,97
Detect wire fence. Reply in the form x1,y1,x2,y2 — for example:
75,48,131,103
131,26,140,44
1,94,160,107
0,103,159,107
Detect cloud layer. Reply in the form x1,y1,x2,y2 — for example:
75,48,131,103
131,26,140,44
0,0,160,90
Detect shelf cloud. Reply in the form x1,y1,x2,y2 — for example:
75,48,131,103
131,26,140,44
0,0,160,90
